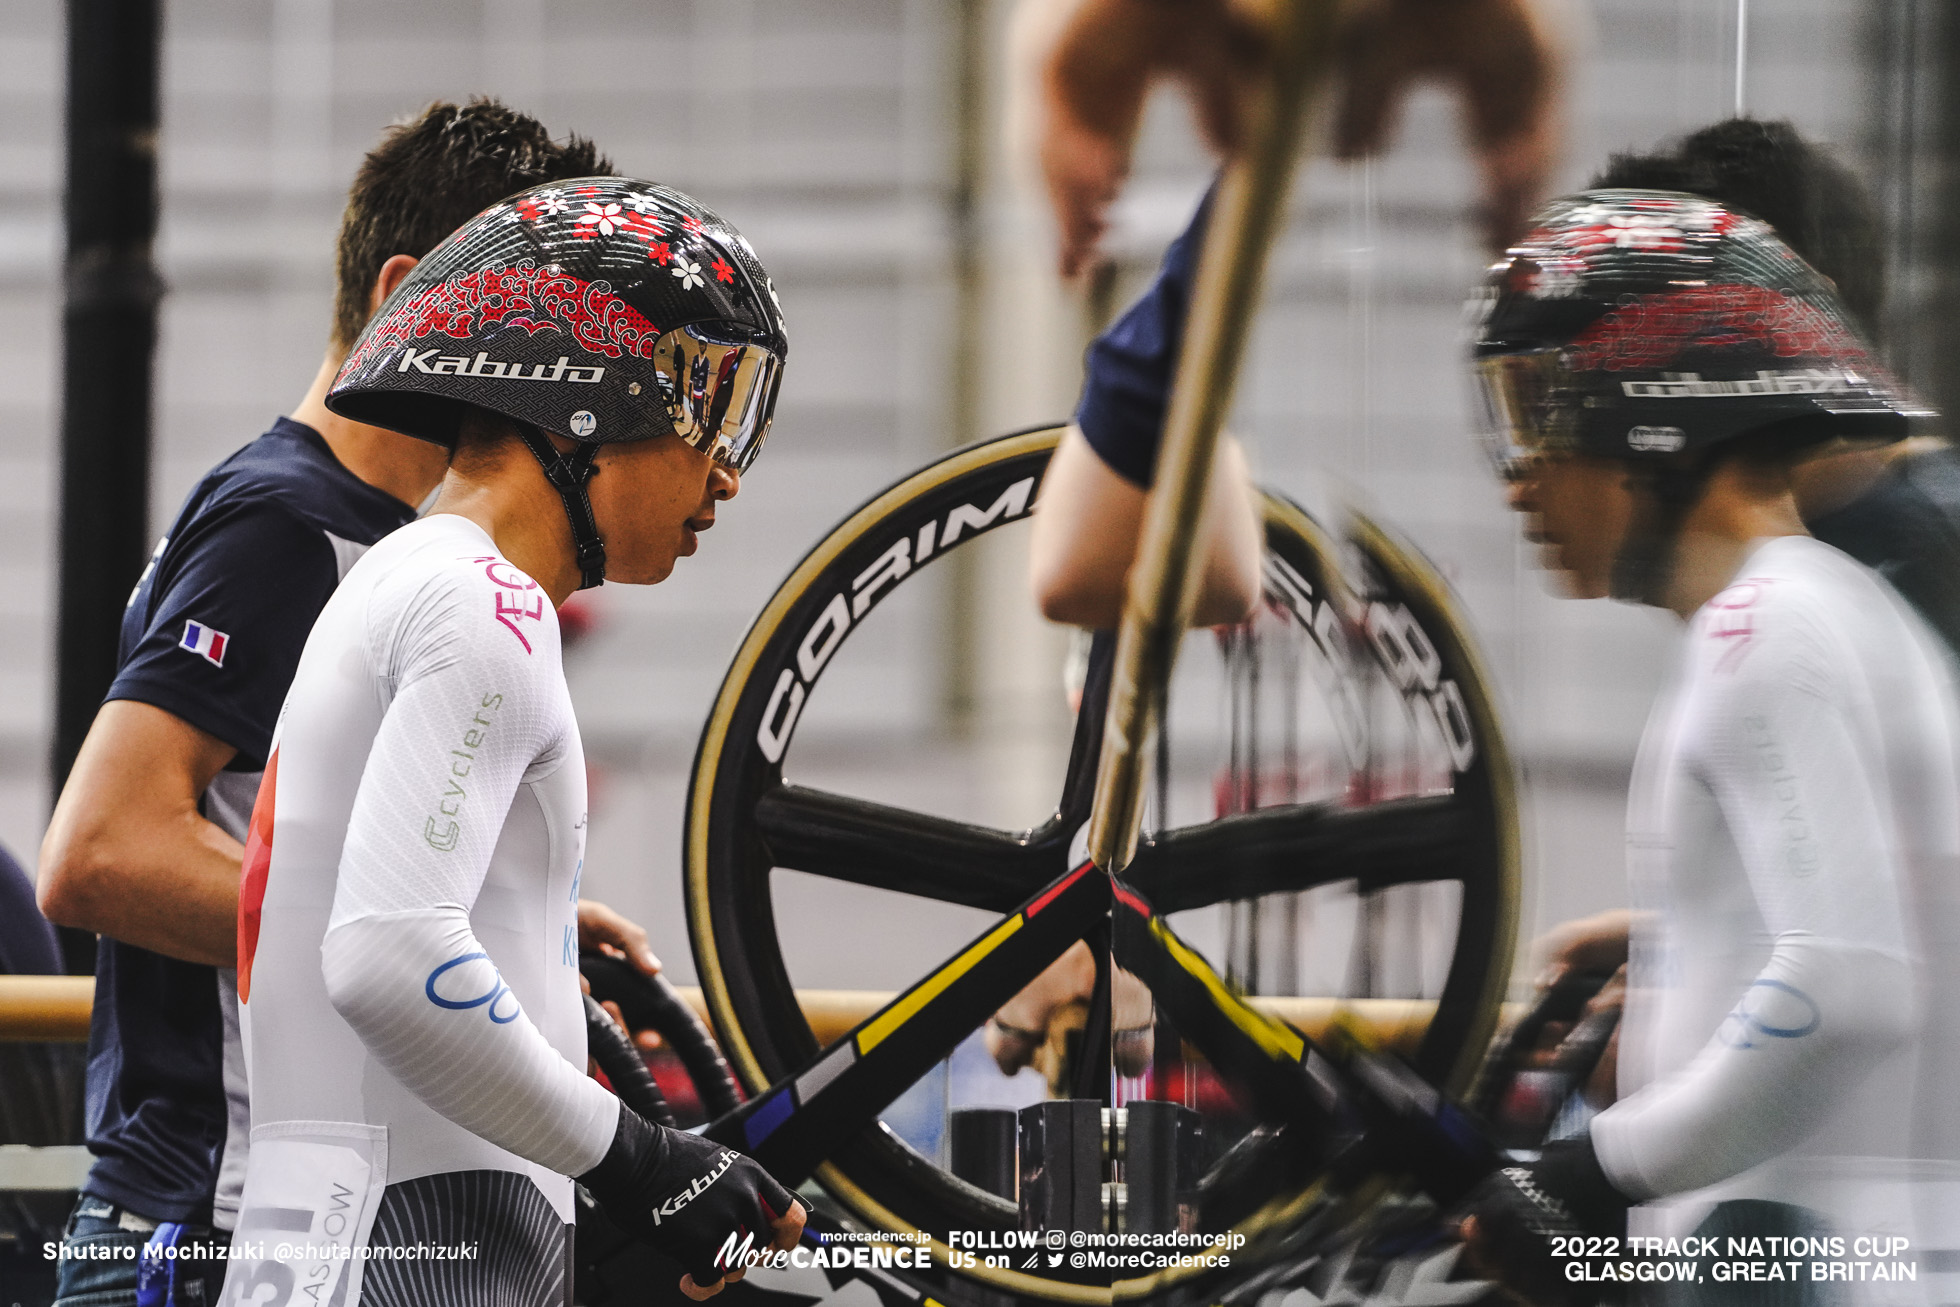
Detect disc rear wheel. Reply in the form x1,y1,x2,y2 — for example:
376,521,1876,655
684,426,1518,1299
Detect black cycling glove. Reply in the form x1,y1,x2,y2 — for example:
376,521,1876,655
578,1106,797,1290
1458,1131,1632,1307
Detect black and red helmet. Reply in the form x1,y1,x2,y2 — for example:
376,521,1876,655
1472,189,1924,479
328,176,786,472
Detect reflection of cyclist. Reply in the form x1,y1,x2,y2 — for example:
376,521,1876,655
1531,118,1960,1136
1596,118,1960,660
1458,191,1960,1304
227,179,801,1305
34,102,638,1307
690,350,712,421
704,346,744,439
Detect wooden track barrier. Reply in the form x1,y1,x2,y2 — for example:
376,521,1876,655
0,976,1505,1063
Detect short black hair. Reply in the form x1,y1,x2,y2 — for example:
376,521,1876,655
332,99,615,349
1591,118,1887,336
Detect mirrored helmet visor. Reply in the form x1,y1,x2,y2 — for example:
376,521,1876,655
652,324,785,473
1472,349,1574,480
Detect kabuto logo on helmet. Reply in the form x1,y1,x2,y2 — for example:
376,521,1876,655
327,177,789,592
396,348,606,383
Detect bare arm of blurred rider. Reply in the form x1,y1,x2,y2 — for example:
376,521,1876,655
1039,0,1266,278
1028,184,1264,629
1039,0,1563,276
1523,911,1633,1106
1533,908,1634,987
1030,424,1262,628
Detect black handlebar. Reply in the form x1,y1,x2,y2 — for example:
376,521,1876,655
582,993,675,1128
578,951,744,1120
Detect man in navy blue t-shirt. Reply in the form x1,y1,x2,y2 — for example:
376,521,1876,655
34,101,664,1304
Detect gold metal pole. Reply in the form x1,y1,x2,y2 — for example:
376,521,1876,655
1087,0,1343,872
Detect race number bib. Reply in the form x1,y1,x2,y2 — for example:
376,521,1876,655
220,1122,387,1307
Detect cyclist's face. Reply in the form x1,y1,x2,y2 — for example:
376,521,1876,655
589,433,742,584
1506,451,1634,599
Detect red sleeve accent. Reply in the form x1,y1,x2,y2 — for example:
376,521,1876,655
237,747,278,1002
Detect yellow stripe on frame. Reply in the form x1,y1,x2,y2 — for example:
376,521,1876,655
1150,918,1306,1063
857,915,1024,1053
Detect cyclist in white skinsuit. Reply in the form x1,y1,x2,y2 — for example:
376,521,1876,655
229,515,601,1306
1605,537,1959,1256
1460,190,1960,1306
225,176,803,1307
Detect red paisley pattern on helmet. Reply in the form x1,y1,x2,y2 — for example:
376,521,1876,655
340,260,662,376
1565,285,1868,373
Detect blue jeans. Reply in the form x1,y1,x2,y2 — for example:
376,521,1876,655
53,1194,230,1307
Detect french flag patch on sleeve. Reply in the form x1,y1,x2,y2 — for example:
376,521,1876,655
179,620,230,667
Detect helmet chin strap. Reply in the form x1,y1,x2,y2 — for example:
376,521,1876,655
514,425,607,590
1609,459,1713,607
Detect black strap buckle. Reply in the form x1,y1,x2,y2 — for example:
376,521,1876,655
515,425,609,589
575,537,608,576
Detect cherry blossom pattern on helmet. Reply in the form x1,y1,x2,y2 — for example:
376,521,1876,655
330,175,786,471
1470,188,1923,480
1470,188,1930,606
